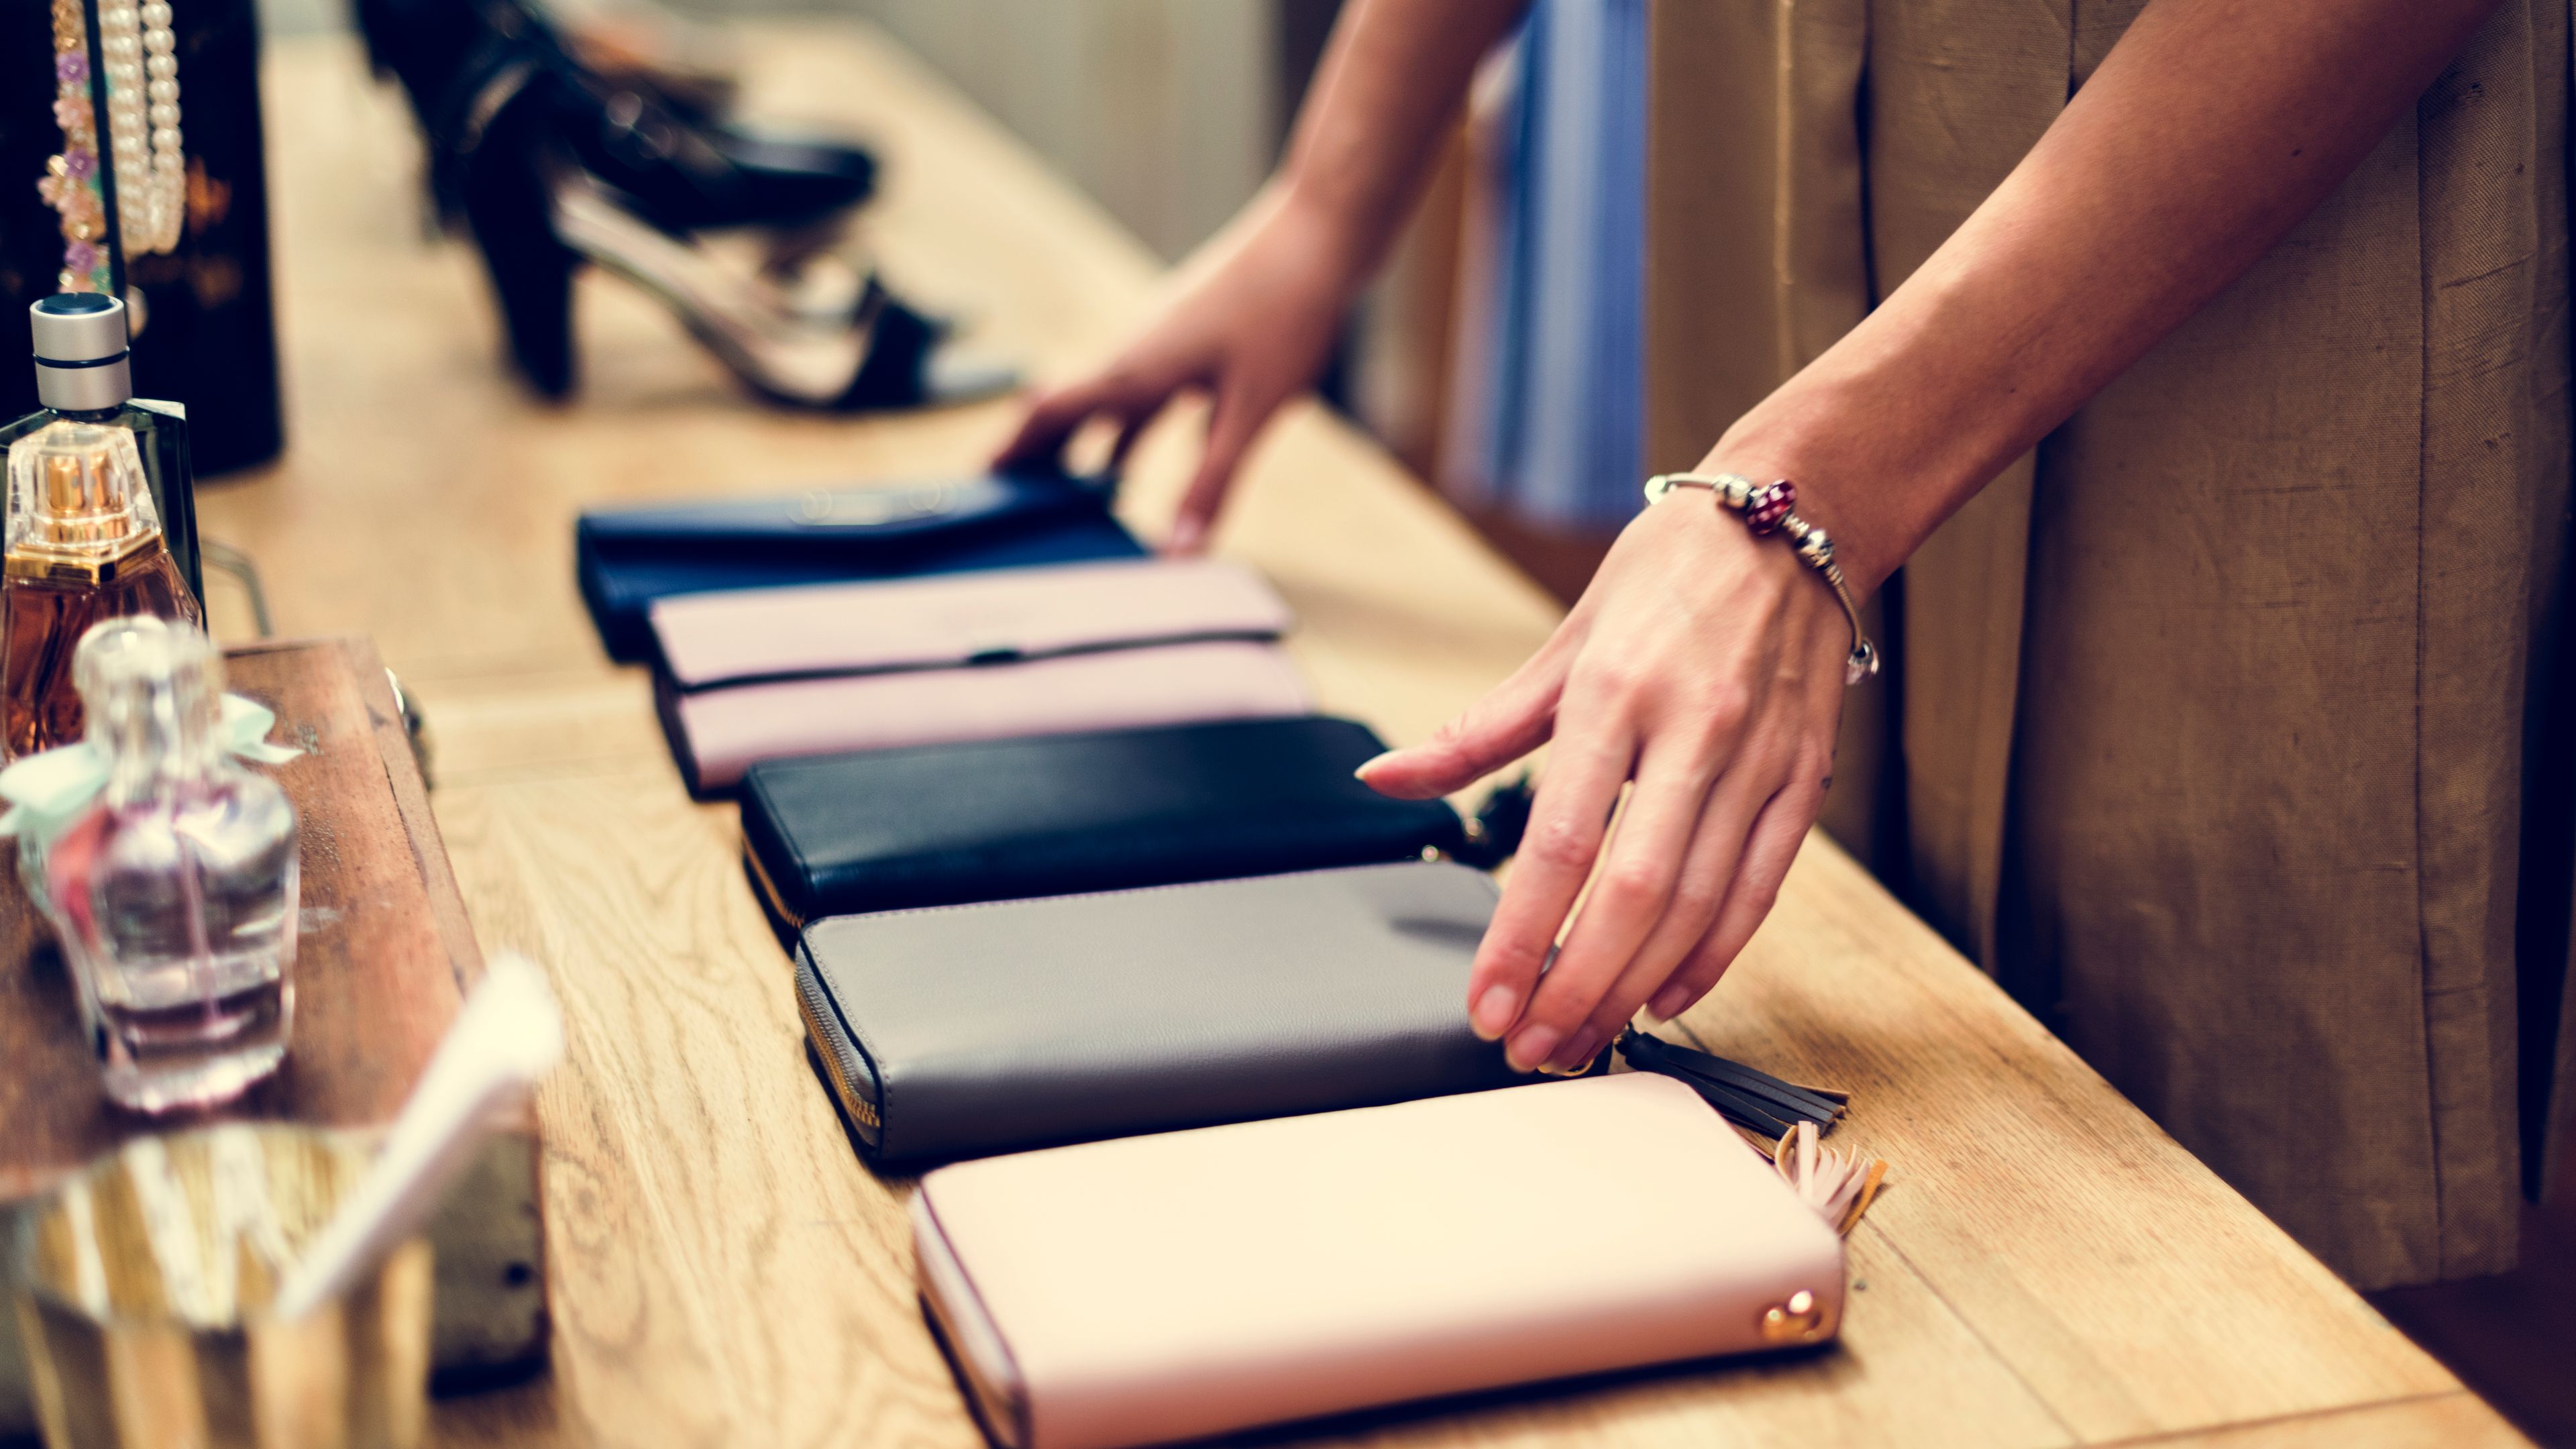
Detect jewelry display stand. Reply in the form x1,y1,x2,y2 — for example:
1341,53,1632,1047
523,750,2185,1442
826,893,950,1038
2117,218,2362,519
5,0,284,474
0,637,549,1434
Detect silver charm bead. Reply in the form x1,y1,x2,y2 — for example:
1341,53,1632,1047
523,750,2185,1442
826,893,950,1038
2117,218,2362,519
1845,641,1881,686
1718,474,1754,510
1796,529,1834,567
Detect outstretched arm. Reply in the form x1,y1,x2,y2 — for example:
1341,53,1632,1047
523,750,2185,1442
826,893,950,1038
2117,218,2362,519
1363,0,2506,1073
997,0,1527,549
1737,0,2504,593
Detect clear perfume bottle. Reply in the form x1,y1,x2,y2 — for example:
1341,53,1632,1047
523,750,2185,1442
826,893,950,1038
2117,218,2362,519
44,616,298,1113
3,297,204,762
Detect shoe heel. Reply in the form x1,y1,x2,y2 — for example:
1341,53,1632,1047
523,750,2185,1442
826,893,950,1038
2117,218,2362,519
482,215,578,400
455,77,582,399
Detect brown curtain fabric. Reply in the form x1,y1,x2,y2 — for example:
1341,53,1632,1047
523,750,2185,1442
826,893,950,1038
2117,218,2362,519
1646,0,2575,1289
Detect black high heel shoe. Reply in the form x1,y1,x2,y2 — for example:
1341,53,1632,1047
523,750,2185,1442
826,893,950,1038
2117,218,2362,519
519,13,881,237
448,54,581,396
362,0,879,238
447,52,1014,409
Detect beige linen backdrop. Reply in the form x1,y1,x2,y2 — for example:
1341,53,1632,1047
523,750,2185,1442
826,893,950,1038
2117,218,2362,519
1645,0,2575,1288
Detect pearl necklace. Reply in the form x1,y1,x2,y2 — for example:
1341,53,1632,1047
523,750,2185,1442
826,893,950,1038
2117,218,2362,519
95,0,186,256
38,0,113,291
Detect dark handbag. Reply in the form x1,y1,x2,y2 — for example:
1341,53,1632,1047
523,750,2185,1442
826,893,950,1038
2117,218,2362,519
575,468,1143,660
794,861,1525,1164
740,715,1466,930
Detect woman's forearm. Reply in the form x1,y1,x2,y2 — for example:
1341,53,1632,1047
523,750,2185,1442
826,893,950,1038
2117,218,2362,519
1723,0,2502,596
1271,0,1530,288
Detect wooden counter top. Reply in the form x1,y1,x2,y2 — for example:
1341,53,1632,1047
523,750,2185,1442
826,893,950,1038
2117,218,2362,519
176,25,2523,1448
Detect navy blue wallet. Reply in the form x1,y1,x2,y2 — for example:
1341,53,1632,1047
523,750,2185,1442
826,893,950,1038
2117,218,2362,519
576,468,1144,661
739,716,1468,933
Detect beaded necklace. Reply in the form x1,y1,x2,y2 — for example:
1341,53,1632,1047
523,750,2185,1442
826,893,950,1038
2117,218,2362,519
97,0,188,256
38,0,113,292
36,0,186,295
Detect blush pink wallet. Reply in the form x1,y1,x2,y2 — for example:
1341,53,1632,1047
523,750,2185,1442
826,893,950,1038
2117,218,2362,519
912,1073,1846,1449
658,639,1311,793
649,556,1294,688
646,556,1309,792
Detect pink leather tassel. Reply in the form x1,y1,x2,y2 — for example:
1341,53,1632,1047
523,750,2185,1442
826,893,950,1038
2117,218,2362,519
1773,1121,1886,1236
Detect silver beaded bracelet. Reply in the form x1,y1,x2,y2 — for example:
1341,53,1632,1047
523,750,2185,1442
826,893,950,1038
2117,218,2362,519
1643,472,1881,686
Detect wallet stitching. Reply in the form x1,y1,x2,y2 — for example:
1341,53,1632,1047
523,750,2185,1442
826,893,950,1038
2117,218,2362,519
801,857,1495,934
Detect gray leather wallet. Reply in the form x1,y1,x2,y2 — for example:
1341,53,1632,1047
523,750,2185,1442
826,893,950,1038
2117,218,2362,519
793,861,1528,1165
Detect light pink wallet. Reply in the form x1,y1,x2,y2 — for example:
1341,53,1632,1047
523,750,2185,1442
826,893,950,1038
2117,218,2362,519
912,1073,1847,1449
647,558,1311,792
662,639,1311,792
651,556,1294,688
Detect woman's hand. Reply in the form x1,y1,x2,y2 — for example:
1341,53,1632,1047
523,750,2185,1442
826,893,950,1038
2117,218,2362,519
996,193,1362,553
1361,488,1853,1073
994,0,1525,549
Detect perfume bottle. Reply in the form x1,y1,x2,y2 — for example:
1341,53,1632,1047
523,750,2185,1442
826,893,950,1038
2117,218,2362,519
3,295,204,761
44,616,298,1113
0,294,205,598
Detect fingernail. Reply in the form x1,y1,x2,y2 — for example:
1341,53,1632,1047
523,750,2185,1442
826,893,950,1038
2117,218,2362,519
1469,984,1518,1040
1545,1027,1601,1076
1507,1024,1561,1073
1354,750,1398,780
1646,983,1693,1022
1167,521,1203,554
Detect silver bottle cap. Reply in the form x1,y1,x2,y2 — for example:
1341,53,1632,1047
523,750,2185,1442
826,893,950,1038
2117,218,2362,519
30,293,133,413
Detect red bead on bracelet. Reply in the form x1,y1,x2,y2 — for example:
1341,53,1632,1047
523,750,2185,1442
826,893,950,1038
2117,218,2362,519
1743,481,1795,535
1642,472,1882,686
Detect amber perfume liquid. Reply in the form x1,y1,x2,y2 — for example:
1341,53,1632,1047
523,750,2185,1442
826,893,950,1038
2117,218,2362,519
0,399,201,598
1,557,199,758
3,394,205,761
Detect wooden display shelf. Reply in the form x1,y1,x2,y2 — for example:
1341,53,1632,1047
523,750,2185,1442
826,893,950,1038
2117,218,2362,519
0,636,545,1436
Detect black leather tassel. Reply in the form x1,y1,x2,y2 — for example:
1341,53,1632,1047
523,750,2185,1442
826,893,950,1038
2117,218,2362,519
1615,1029,1847,1138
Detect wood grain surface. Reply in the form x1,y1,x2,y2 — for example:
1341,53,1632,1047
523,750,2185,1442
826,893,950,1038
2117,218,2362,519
0,639,474,1193
144,24,2527,1449
0,639,545,1432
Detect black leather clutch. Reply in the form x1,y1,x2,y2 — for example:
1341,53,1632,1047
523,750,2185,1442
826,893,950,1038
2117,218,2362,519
739,716,1466,929
576,467,1143,661
794,861,1527,1163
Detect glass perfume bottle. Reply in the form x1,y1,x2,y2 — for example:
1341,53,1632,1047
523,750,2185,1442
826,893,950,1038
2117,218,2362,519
44,616,298,1112
0,294,204,599
3,297,204,761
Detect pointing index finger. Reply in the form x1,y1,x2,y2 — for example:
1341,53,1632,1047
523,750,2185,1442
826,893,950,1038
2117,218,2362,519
1466,714,1634,1067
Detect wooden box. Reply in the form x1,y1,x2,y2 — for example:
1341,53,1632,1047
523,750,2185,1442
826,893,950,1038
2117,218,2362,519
0,637,546,1434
